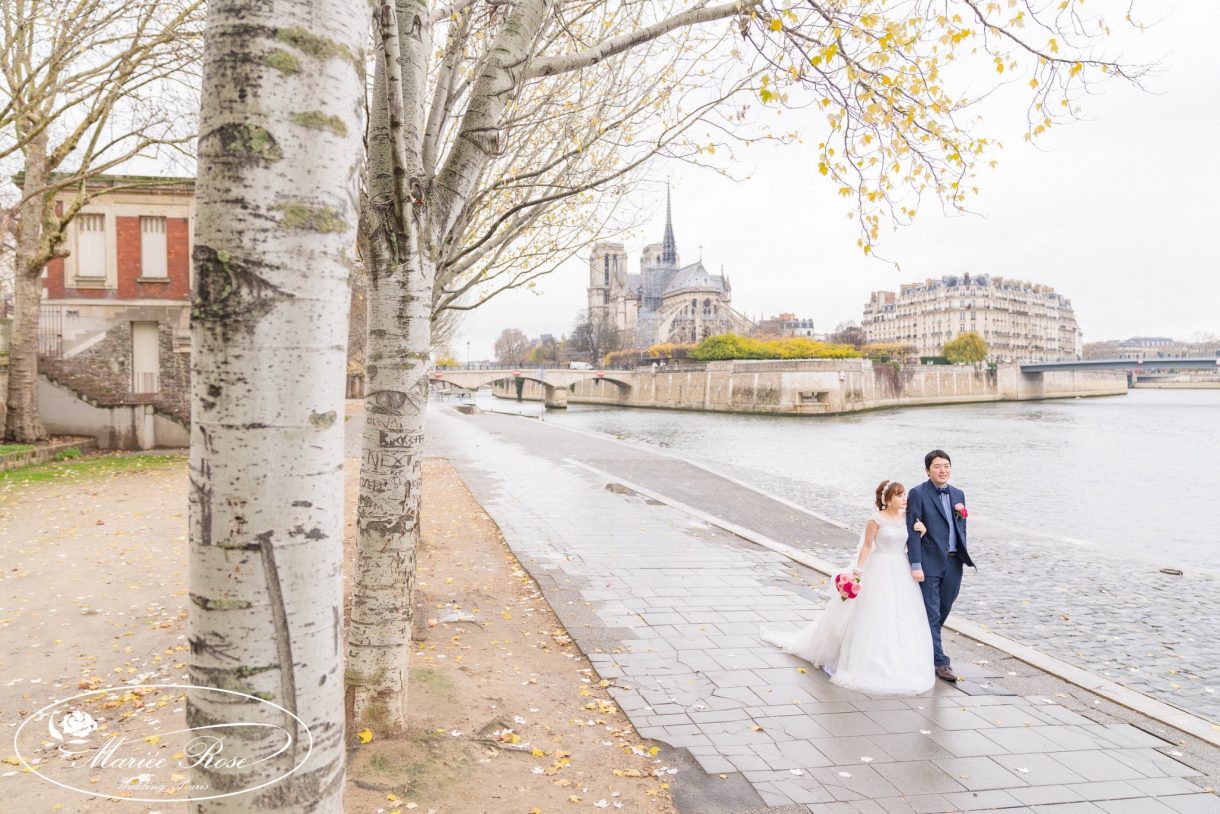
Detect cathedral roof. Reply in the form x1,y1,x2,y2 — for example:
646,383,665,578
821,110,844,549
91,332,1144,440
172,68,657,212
663,262,724,296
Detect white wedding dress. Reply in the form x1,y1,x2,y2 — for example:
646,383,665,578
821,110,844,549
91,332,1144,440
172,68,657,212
762,512,935,695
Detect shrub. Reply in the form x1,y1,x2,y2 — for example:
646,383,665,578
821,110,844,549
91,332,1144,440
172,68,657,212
863,342,917,362
645,342,696,359
689,333,862,361
603,349,644,368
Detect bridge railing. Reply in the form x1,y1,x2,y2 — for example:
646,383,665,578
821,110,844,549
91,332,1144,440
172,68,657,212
432,363,631,372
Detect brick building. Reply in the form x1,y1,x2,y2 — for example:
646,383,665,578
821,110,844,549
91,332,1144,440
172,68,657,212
40,176,194,435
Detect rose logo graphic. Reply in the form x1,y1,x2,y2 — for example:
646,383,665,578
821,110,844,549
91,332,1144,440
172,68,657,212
16,683,315,803
48,709,98,755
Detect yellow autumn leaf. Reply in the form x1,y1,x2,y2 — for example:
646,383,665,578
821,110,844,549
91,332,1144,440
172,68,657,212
144,735,160,745
387,793,398,801
1070,62,1083,76
769,18,782,31
357,728,373,744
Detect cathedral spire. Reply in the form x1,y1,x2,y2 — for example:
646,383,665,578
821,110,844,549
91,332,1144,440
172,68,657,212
661,181,678,266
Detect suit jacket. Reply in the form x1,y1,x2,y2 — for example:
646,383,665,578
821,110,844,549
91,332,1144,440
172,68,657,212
906,479,974,575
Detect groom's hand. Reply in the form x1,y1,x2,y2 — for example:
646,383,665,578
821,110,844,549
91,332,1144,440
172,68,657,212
911,569,925,583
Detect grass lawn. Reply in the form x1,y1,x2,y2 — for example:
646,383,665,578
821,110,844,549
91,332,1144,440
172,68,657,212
0,443,35,454
0,450,184,487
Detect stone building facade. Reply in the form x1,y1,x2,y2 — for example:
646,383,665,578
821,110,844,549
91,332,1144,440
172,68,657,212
754,313,815,338
587,188,753,346
862,274,1082,362
41,176,195,423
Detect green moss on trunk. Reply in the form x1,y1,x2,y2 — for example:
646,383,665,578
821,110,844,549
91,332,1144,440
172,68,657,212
290,111,348,137
275,202,347,233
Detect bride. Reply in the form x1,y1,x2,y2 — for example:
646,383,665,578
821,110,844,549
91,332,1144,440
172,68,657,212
762,480,936,695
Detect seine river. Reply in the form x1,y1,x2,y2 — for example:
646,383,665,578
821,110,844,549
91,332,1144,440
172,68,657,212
475,388,1220,575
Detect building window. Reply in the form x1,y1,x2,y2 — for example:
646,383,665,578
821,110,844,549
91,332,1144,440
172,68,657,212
76,213,106,278
140,216,168,278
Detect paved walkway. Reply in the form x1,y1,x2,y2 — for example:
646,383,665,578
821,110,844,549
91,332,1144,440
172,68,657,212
481,397,1220,725
425,404,1220,814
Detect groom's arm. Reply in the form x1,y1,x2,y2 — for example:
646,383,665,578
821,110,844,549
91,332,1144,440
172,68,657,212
906,489,922,573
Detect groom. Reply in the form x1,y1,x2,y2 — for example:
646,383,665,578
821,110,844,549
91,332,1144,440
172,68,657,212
906,449,974,682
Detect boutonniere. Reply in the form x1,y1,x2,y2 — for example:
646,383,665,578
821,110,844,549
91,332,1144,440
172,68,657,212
954,503,968,520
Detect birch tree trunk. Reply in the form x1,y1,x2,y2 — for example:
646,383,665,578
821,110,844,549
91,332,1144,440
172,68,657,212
347,0,433,732
347,0,551,731
4,133,50,443
188,0,368,809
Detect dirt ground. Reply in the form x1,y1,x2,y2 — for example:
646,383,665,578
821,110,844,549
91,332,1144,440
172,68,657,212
342,458,679,814
0,451,677,813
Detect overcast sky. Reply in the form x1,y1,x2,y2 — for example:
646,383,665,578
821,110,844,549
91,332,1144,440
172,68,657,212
453,2,1218,362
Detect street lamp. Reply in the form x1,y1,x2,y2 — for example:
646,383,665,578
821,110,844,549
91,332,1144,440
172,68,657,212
466,340,471,369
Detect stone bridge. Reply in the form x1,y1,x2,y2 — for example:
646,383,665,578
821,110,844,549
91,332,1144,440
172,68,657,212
1020,356,1220,374
429,367,634,407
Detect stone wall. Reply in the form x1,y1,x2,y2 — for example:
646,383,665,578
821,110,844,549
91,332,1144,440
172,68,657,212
39,376,158,449
494,359,1127,414
40,316,190,425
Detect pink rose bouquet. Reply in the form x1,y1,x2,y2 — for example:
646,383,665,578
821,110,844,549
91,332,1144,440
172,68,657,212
833,571,861,601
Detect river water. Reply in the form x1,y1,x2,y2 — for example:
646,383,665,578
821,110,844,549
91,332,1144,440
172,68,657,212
477,388,1220,575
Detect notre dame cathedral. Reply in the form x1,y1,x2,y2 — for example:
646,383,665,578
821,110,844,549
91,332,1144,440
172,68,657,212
586,187,754,347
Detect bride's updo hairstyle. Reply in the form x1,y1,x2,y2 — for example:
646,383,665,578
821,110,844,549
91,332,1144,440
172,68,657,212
875,480,905,510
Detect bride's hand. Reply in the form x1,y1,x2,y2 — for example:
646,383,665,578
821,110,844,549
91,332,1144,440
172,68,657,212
913,519,927,537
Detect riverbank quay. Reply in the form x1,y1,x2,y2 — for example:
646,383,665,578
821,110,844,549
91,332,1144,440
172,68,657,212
486,359,1127,415
424,402,1220,813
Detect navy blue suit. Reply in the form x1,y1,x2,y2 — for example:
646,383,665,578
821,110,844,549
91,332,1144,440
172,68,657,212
906,480,974,667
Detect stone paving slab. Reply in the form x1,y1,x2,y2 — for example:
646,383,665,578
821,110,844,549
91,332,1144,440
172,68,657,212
425,406,1219,814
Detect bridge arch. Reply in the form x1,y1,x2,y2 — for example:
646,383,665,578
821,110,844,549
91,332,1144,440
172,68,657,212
428,368,634,407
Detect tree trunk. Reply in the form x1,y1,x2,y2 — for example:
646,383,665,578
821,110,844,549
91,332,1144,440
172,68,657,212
347,0,433,732
5,135,49,443
347,0,546,728
346,230,433,731
188,0,367,809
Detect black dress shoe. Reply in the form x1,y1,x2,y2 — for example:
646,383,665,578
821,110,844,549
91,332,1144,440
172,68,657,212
935,665,958,682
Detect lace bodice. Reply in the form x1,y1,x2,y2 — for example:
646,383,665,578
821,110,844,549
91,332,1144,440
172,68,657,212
871,512,909,555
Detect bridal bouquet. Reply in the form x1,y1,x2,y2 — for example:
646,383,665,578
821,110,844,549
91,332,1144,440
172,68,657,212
833,571,861,601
